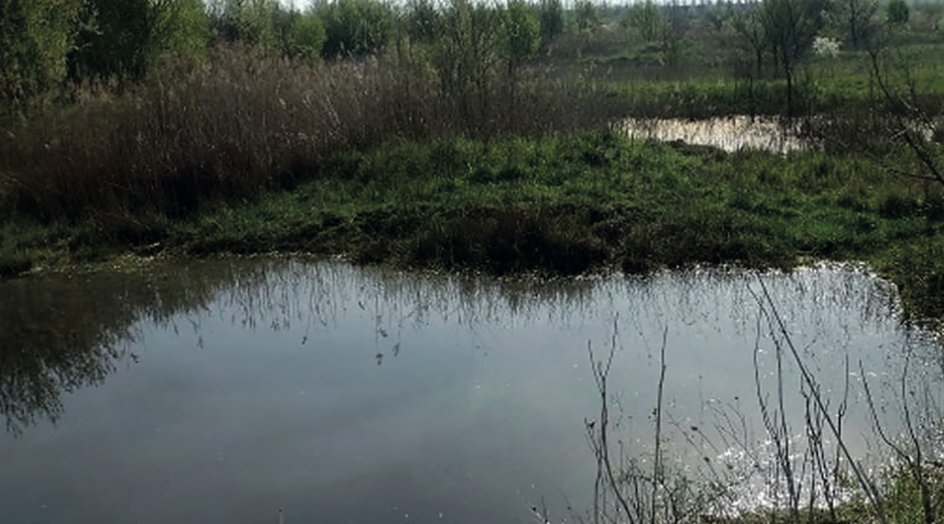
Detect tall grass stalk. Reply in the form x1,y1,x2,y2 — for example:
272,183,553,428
586,279,944,524
0,45,626,226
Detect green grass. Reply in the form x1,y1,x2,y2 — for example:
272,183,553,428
3,131,942,323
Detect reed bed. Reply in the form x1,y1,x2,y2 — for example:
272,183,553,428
0,45,627,224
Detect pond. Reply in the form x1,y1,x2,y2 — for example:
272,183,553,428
619,116,808,153
0,258,940,524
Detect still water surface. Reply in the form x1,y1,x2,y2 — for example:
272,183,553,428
0,259,939,523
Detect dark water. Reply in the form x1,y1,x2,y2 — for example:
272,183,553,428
0,259,939,524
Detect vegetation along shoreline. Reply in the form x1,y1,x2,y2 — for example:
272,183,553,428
3,0,944,519
2,0,943,325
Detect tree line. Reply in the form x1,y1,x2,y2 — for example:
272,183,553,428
0,0,929,114
0,0,574,112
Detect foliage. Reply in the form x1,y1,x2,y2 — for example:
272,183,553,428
538,0,565,42
432,0,503,129
886,0,910,25
0,0,82,109
282,11,325,61
625,0,664,42
827,0,880,49
405,0,441,44
319,0,394,58
574,0,598,32
208,0,276,50
501,0,541,68
760,0,820,71
70,0,209,80
730,6,769,78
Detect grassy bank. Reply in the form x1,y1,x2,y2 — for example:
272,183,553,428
3,130,943,323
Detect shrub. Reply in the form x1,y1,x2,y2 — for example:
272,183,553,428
283,12,325,61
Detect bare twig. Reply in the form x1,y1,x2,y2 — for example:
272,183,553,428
752,278,889,524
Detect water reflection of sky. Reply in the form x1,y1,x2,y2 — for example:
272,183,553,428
0,259,938,524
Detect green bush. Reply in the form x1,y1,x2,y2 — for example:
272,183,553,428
283,12,325,61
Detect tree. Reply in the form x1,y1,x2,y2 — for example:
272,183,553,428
538,0,565,42
70,0,209,80
886,0,910,25
829,0,880,49
574,0,598,32
500,0,540,117
433,0,503,132
405,0,441,44
0,0,82,109
501,0,541,69
704,4,731,33
319,0,395,58
282,11,325,61
661,0,690,65
625,0,664,42
730,1,767,77
760,0,820,118
207,0,279,53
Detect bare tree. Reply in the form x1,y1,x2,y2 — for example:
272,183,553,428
829,0,880,49
759,0,819,119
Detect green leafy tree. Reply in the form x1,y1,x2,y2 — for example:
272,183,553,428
319,0,395,58
0,0,82,108
207,0,279,52
704,5,731,33
283,11,325,61
886,0,909,25
70,0,208,80
500,0,540,118
538,0,565,41
501,0,540,68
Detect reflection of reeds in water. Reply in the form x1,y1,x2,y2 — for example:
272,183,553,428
619,117,808,154
584,276,944,524
0,259,909,436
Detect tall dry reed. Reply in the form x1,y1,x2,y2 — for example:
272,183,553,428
0,45,626,224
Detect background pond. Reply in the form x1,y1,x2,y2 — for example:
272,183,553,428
0,259,939,524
